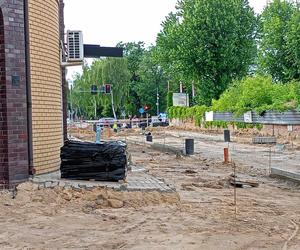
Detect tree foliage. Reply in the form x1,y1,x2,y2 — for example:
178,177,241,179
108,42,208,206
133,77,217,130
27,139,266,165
134,49,168,115
259,0,300,82
117,41,146,79
212,75,300,115
154,0,258,105
69,44,170,119
68,1,300,120
168,105,208,125
118,43,169,116
117,42,145,115
69,58,130,119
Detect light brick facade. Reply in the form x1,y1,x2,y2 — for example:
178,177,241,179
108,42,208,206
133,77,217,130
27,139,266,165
28,0,63,174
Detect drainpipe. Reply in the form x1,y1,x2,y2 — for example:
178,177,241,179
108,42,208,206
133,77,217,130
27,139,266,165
24,0,34,175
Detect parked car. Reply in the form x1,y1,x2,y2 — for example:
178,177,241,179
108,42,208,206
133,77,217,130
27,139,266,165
151,115,169,127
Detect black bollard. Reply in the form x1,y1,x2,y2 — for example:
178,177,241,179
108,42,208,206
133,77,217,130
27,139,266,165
185,139,194,155
224,129,230,142
146,135,153,142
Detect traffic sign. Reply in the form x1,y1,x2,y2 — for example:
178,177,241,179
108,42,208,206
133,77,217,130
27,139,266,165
139,107,145,114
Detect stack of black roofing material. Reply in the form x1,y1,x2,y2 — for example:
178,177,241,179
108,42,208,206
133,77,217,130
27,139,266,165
60,140,127,181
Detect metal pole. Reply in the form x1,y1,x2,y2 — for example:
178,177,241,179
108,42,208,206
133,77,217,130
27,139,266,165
111,88,117,120
186,92,188,107
147,113,149,127
96,125,101,144
70,86,73,121
268,146,272,175
94,96,97,119
233,162,237,220
192,82,195,98
156,86,159,116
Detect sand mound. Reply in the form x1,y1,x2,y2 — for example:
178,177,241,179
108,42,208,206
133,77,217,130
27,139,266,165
1,183,180,212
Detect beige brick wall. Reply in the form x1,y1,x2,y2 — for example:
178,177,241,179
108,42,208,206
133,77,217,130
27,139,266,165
29,0,63,174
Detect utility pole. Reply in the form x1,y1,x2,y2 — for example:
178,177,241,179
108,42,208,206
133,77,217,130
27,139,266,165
156,71,160,116
156,86,160,116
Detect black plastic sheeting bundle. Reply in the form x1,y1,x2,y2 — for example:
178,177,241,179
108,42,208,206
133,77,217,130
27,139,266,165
60,140,127,181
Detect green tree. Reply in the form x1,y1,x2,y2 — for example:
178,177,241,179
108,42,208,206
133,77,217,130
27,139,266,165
70,63,103,119
69,58,130,119
102,58,131,118
155,0,258,105
286,2,300,80
117,41,146,115
117,41,146,78
212,75,300,115
259,0,300,82
135,49,169,115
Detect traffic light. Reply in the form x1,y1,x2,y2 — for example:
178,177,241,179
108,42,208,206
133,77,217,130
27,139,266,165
105,84,111,94
144,105,150,112
99,85,106,93
91,85,98,95
99,84,112,94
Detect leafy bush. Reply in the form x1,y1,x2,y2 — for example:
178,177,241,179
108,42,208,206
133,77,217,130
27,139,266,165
167,105,208,126
212,76,300,116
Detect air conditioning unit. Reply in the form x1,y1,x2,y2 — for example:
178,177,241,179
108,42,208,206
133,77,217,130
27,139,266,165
67,30,84,62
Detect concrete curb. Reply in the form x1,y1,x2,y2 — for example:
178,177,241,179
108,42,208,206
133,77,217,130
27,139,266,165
149,143,185,156
270,167,300,184
126,139,185,156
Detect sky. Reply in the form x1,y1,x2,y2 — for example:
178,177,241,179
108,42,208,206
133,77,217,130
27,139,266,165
64,0,268,80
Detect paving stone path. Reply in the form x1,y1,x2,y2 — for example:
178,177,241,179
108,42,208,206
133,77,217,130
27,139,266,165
31,167,175,193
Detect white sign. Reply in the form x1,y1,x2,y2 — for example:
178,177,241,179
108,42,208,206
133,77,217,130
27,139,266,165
244,111,252,123
173,93,189,107
205,111,214,122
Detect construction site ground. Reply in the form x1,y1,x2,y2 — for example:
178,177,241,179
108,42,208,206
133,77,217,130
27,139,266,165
0,127,299,249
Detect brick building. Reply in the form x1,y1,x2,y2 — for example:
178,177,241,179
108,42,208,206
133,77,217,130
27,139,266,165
0,0,66,188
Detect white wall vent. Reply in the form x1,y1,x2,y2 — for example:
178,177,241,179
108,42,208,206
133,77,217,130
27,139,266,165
67,30,84,62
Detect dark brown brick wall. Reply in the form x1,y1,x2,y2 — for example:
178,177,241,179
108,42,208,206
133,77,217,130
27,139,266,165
0,0,29,188
59,0,67,142
0,8,8,188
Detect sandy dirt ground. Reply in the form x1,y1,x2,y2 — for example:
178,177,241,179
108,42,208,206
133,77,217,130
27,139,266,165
123,128,300,174
0,128,300,250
